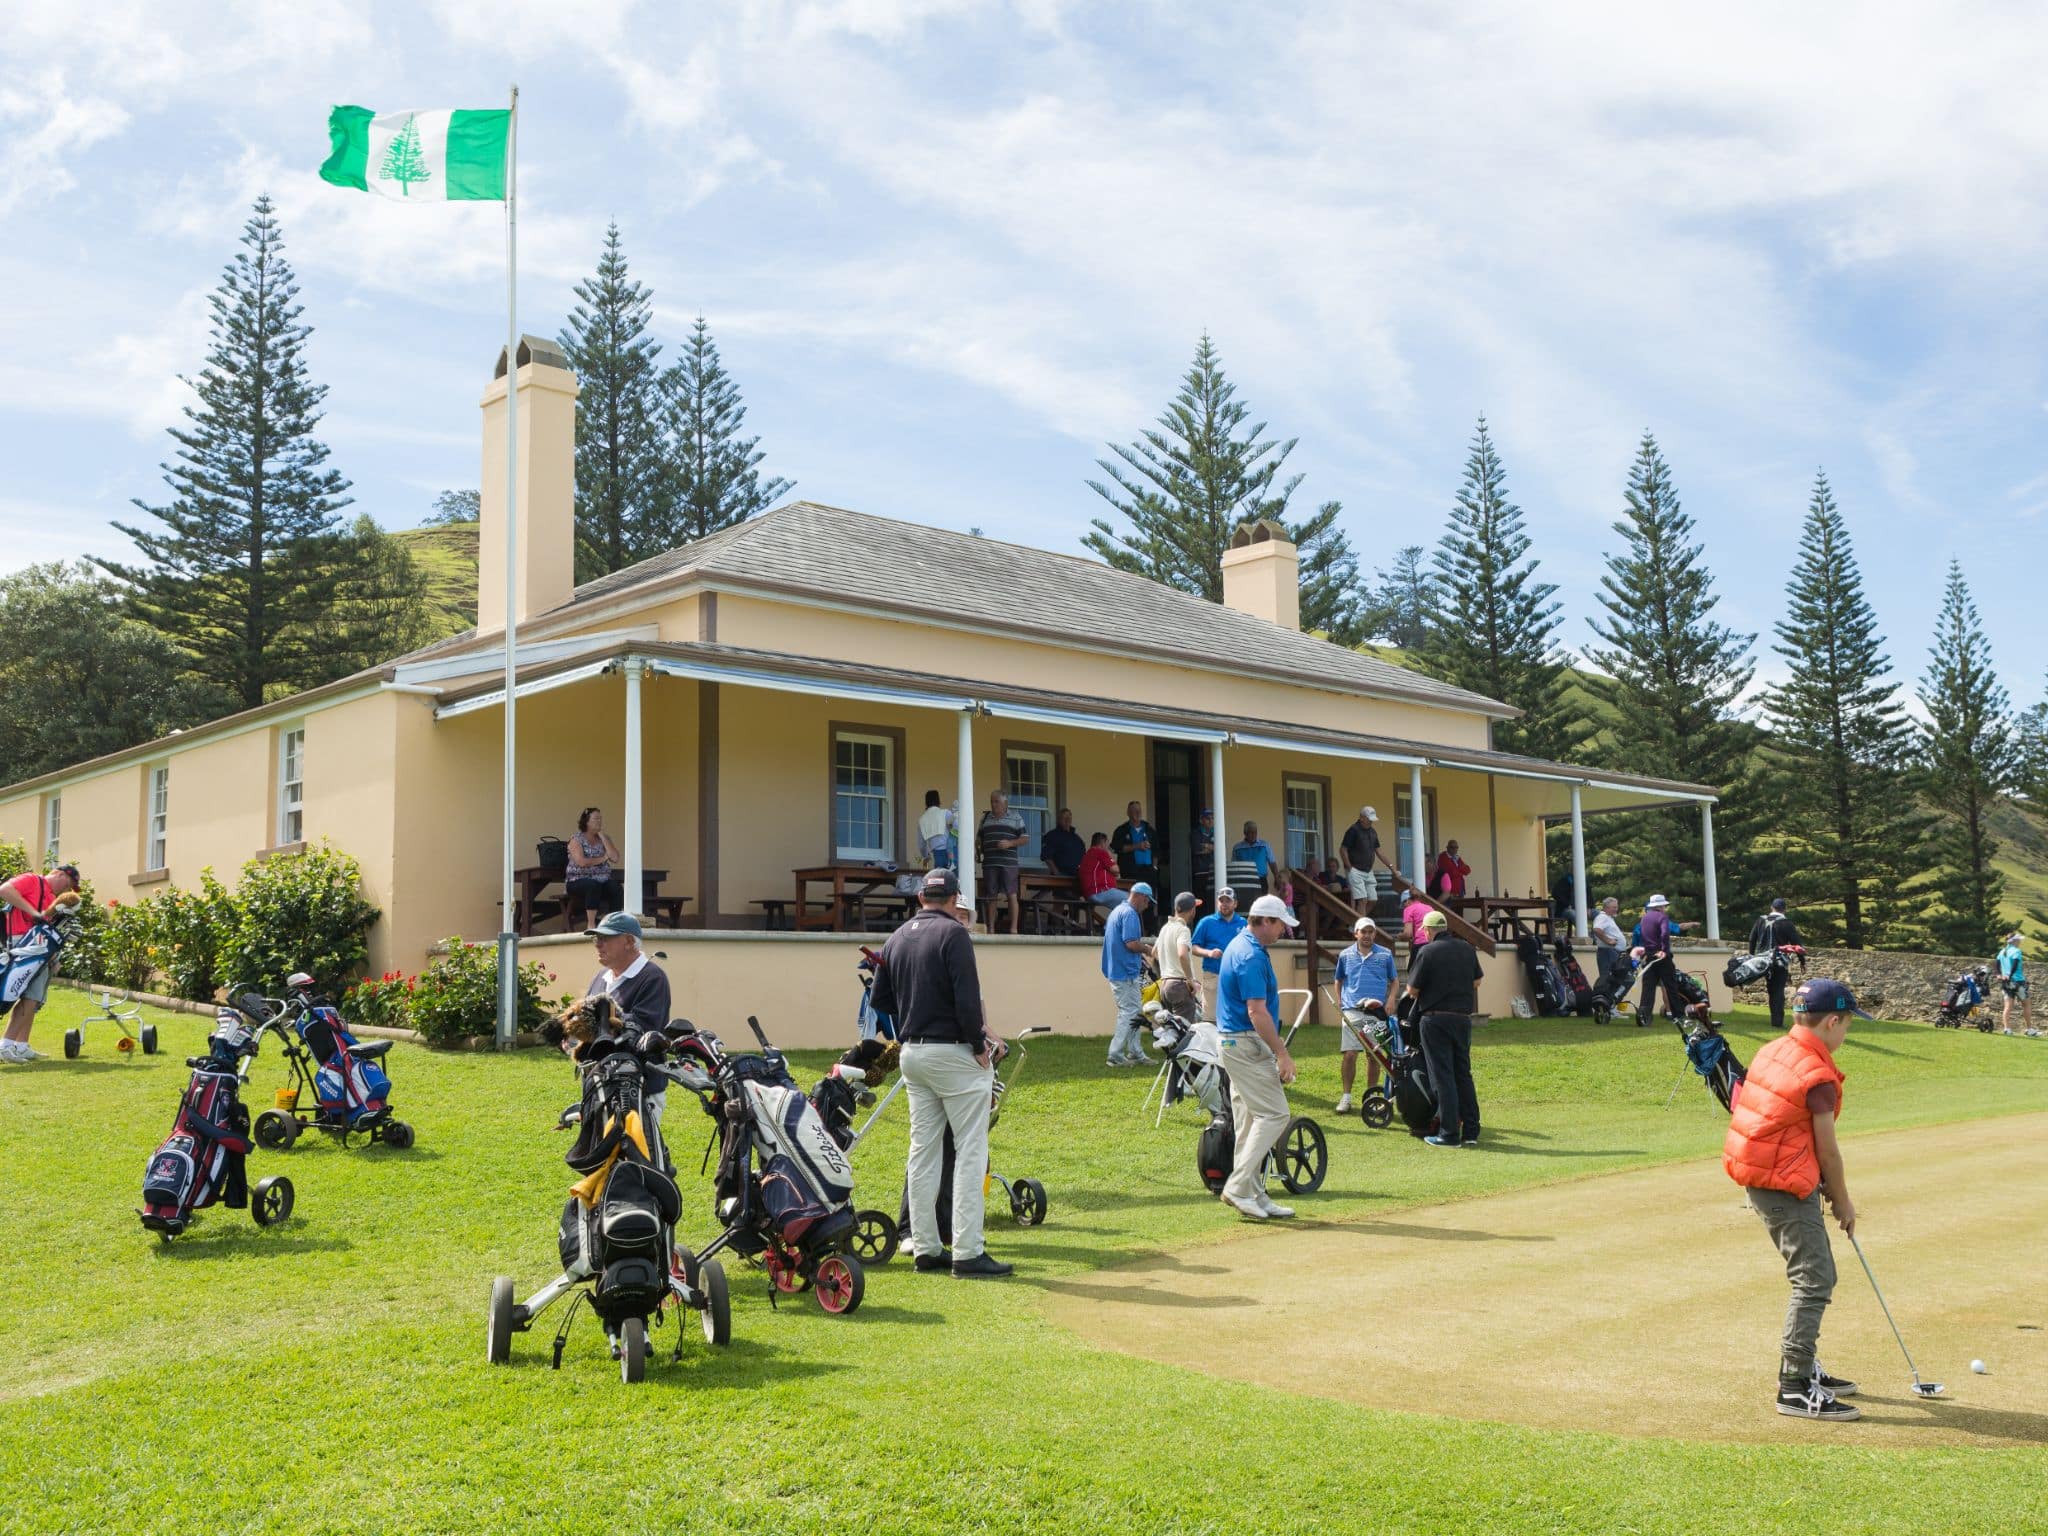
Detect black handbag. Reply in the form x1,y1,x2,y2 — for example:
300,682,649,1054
537,836,569,873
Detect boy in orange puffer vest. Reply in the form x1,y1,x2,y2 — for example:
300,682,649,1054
1723,976,1869,1422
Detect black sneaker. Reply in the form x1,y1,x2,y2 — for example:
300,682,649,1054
1777,1375,1861,1421
951,1253,1014,1279
913,1251,952,1273
1459,1132,1480,1148
1423,1133,1460,1148
1813,1364,1859,1397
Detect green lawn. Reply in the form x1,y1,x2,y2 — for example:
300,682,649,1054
2,990,2044,1535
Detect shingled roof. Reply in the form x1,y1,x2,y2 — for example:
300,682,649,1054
561,501,1513,718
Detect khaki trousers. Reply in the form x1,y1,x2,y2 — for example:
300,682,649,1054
1748,1185,1837,1377
1219,1033,1291,1206
901,1042,993,1262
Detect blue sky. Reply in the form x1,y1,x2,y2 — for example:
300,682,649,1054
3,1,2044,709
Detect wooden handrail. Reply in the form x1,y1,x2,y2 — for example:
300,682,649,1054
1374,854,1498,955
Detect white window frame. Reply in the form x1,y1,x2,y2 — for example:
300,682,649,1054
146,763,170,873
832,731,895,862
43,794,59,864
1283,776,1327,873
1002,747,1057,866
277,724,306,846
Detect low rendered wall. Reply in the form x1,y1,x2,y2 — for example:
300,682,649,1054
516,932,1741,1048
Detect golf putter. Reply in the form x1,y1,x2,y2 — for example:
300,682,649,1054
1848,1231,1945,1398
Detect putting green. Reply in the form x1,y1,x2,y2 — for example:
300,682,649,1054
1047,1113,2048,1448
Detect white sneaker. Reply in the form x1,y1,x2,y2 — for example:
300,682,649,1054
1258,1195,1297,1219
1222,1194,1269,1220
1334,1093,1353,1114
0,1042,25,1063
16,1045,42,1060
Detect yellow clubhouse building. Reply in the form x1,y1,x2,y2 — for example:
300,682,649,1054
0,338,1728,1042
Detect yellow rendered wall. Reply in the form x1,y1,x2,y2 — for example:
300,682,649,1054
546,588,1495,751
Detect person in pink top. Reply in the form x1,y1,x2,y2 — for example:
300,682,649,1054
1402,889,1433,948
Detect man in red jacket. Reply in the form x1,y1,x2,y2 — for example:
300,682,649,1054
1723,976,1868,1421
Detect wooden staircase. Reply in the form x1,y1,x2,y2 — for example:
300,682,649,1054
1286,860,1497,1027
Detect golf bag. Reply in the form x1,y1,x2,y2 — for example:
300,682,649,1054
295,999,391,1129
560,1047,684,1325
0,908,76,1006
1552,937,1596,1016
1517,933,1568,1017
1723,951,1775,989
706,1041,857,1261
139,1011,258,1235
1679,1018,1746,1113
855,946,896,1042
1385,1000,1439,1137
1936,969,1991,1030
1143,1008,1235,1190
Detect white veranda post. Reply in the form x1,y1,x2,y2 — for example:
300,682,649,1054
1210,743,1227,897
1569,782,1589,940
956,708,976,916
1701,802,1720,942
623,657,644,919
1408,765,1426,894
495,83,521,1050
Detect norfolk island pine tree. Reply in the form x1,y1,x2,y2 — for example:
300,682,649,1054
96,195,357,713
662,316,793,542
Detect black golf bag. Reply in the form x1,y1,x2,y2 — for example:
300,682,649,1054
560,1047,684,1326
1387,999,1438,1138
1552,937,1596,1016
1517,932,1568,1016
1723,950,1775,989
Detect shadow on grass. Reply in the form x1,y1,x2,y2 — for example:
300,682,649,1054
495,1330,856,1385
148,1224,352,1259
1852,1393,2048,1447
1025,1274,1256,1308
1303,1217,1555,1245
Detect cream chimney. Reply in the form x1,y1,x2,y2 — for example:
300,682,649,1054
479,335,579,633
1220,518,1300,630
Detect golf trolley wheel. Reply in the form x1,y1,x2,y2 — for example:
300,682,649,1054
1359,1091,1394,1130
620,1316,647,1384
381,1119,415,1150
1591,1000,1612,1027
1014,1177,1049,1227
813,1253,865,1316
251,1175,294,1227
699,1259,732,1346
766,1248,807,1293
1276,1117,1329,1195
487,1276,515,1364
63,1029,80,1060
253,1110,295,1151
140,1024,159,1055
849,1208,900,1264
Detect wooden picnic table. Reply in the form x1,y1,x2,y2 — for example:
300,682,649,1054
510,866,688,936
980,870,1084,933
1446,895,1554,943
792,864,914,932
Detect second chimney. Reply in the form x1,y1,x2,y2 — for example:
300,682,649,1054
1220,518,1300,630
478,334,579,634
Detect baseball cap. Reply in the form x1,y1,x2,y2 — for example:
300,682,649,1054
1174,891,1201,914
1216,885,1236,902
1421,909,1448,931
921,866,960,897
1771,897,1787,912
1361,805,1378,821
1247,894,1298,927
1646,894,1670,909
1795,977,1872,1020
1352,916,1378,934
585,911,643,939
1129,881,1154,902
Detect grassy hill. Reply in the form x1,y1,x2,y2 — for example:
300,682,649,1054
392,520,479,637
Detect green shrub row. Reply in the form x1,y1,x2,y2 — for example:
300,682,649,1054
352,936,568,1048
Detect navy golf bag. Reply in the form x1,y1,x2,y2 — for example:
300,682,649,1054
296,998,393,1129
1517,933,1568,1016
139,1008,293,1239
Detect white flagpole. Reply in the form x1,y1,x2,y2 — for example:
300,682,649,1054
495,83,520,1050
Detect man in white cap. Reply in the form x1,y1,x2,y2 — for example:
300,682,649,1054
1340,805,1382,917
1101,882,1156,1066
1333,915,1399,1113
1191,886,1245,1022
1215,893,1301,1219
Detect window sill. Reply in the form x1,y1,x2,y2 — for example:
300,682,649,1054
256,841,307,862
128,869,169,888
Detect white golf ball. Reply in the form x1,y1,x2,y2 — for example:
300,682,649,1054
1971,1359,1988,1374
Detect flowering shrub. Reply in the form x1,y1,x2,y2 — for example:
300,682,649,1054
408,936,566,1048
343,971,416,1031
80,895,155,991
218,842,380,995
147,871,235,1001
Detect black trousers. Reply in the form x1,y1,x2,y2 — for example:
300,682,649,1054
567,875,625,920
1637,955,1679,1021
1419,1012,1478,1141
1765,965,1788,1030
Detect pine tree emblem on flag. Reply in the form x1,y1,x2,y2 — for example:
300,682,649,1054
320,106,510,201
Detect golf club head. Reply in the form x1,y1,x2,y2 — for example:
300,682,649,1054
1911,1381,1946,1398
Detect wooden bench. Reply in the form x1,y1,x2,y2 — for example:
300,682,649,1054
752,898,791,930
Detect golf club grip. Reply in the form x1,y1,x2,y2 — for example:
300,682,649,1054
746,1015,772,1049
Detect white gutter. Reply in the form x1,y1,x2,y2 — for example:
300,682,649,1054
643,655,974,712
392,626,659,686
433,660,618,720
984,699,1228,743
1231,729,1426,766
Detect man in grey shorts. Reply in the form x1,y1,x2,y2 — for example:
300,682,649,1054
1332,915,1399,1114
975,791,1029,935
1,863,81,1063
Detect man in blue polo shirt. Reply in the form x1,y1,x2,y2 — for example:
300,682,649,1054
1332,915,1399,1114
1190,886,1246,1022
1101,882,1155,1066
1216,893,1301,1221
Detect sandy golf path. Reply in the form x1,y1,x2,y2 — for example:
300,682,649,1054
1046,1115,2048,1447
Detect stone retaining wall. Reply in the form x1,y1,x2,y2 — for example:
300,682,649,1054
1726,946,1991,1023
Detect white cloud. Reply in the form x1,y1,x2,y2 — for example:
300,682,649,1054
0,72,129,215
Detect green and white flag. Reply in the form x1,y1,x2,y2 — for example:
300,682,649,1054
320,106,510,201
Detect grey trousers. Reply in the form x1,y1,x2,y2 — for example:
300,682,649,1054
902,1043,993,1262
1748,1186,1837,1378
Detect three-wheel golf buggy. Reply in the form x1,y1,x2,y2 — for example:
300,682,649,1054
138,997,295,1242
245,973,415,1151
63,989,158,1059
